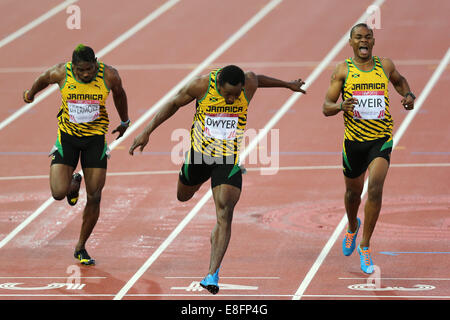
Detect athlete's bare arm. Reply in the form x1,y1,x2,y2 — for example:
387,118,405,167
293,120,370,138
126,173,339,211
104,65,130,139
380,57,414,110
23,63,66,103
256,74,306,93
322,62,358,116
242,72,259,102
243,72,306,102
129,76,208,155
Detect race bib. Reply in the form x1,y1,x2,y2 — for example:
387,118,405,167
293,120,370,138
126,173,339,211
67,100,100,123
204,114,238,140
353,91,386,120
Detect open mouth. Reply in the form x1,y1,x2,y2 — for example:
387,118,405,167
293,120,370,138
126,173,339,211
359,46,369,54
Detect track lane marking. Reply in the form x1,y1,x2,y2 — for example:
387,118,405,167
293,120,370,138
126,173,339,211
0,0,78,49
112,0,284,300
0,0,181,249
0,0,180,131
292,47,450,300
1,162,449,181
2,294,449,298
0,59,442,73
113,0,396,300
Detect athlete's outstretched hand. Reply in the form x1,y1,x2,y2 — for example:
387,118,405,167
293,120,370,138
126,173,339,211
112,124,128,140
23,90,34,103
286,78,306,94
129,132,149,155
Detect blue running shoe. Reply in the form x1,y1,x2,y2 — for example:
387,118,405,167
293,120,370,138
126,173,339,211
200,268,220,295
342,217,361,256
357,246,374,274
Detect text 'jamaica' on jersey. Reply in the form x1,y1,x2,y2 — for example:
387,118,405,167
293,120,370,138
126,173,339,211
58,62,110,137
342,56,393,142
191,68,249,158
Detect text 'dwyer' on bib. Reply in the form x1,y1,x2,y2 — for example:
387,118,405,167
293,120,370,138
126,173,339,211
203,114,238,140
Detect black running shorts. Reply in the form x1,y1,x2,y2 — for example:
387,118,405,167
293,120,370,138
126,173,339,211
342,136,393,178
179,148,242,190
50,130,108,169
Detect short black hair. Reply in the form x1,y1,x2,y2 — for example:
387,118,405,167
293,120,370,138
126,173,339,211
350,23,373,38
218,65,245,87
72,44,96,64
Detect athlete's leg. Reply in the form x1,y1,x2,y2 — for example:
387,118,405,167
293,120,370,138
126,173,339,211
208,183,241,275
75,167,106,252
344,172,365,233
49,130,79,200
177,150,210,201
177,178,203,202
49,164,75,200
360,157,389,248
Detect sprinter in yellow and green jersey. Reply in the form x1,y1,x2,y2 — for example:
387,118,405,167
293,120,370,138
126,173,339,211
322,23,415,274
23,44,130,266
130,65,306,294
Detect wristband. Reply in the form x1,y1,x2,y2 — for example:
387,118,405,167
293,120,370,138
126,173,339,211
404,92,416,100
24,90,33,103
340,102,343,111
120,119,130,127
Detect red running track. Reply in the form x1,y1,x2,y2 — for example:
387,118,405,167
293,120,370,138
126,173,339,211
0,0,448,301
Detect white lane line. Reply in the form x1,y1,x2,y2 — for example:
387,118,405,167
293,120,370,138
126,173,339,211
0,0,180,131
302,295,450,299
113,0,400,301
389,163,450,168
93,0,180,60
0,0,78,49
112,0,284,300
164,276,280,279
122,294,450,299
0,175,49,181
0,294,115,297
0,294,448,299
239,0,383,163
0,197,54,249
339,278,450,281
0,0,180,249
0,59,441,73
0,277,106,279
108,0,283,152
1,163,449,181
292,47,450,300
290,0,391,300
